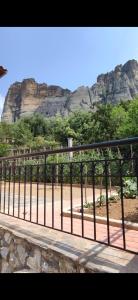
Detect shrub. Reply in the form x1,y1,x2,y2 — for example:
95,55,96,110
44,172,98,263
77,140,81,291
118,177,137,199
97,194,106,206
97,194,119,206
84,202,92,208
0,143,11,157
108,195,119,202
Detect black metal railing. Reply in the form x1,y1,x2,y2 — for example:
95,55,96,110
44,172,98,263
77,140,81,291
0,137,138,254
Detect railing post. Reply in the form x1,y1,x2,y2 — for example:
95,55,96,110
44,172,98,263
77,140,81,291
105,160,110,245
44,154,47,226
119,159,126,250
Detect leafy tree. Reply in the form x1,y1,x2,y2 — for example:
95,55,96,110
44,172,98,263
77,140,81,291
110,105,128,139
0,122,14,139
0,143,11,157
0,98,138,154
12,120,33,146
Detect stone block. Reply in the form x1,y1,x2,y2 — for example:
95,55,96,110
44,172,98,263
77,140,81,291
17,245,28,265
27,248,41,272
1,261,12,273
9,253,21,269
4,232,12,245
1,247,9,259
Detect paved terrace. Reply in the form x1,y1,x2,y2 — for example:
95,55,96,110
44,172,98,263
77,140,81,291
0,183,138,253
0,213,138,273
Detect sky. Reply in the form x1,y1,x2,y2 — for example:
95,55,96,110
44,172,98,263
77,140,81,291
0,27,138,115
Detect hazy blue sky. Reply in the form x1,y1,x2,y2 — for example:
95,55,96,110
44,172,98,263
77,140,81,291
0,27,138,114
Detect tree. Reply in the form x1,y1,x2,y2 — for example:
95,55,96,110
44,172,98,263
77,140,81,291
12,121,33,146
91,103,115,142
110,104,128,139
0,122,14,140
0,143,11,157
68,110,93,144
21,113,52,138
116,98,138,138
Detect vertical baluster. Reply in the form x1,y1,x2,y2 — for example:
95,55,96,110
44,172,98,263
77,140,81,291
119,159,126,250
70,163,73,234
36,164,39,224
105,160,110,245
52,164,55,228
3,162,6,213
30,164,32,222
80,162,84,237
44,155,47,226
8,165,11,215
61,164,63,231
18,165,21,218
13,160,15,216
24,165,26,220
92,162,96,240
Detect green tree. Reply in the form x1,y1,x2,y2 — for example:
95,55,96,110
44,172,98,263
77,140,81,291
13,120,33,146
0,143,11,157
117,98,138,138
111,104,128,139
0,122,14,140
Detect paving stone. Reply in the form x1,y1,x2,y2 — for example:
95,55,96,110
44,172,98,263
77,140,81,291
17,245,28,265
9,252,21,269
27,249,41,272
4,232,12,244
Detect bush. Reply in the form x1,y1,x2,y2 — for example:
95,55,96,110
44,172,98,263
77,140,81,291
97,194,119,207
0,143,11,157
118,177,137,199
108,195,119,202
97,195,106,206
84,202,92,208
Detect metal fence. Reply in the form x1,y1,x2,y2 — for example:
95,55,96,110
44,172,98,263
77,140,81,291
0,137,138,254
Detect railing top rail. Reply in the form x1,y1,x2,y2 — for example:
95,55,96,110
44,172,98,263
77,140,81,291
0,137,138,161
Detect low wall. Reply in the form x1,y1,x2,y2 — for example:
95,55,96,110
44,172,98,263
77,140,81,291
0,226,99,273
0,228,82,273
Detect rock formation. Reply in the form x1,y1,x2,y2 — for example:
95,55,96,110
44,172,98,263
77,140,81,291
1,59,138,123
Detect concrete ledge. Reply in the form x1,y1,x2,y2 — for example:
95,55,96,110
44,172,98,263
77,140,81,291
0,213,138,273
63,205,138,231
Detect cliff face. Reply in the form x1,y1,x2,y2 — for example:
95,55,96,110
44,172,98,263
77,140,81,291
2,59,138,123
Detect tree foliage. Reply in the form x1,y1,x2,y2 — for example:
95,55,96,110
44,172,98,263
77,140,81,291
0,98,138,157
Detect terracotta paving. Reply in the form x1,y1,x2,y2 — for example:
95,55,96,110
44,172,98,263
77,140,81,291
0,183,138,253
1,200,138,253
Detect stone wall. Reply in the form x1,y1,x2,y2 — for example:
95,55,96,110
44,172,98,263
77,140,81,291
0,227,93,273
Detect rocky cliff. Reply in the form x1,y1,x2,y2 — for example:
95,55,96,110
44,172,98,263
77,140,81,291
1,59,138,123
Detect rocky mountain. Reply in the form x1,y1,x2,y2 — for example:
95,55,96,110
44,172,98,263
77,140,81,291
1,59,138,123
